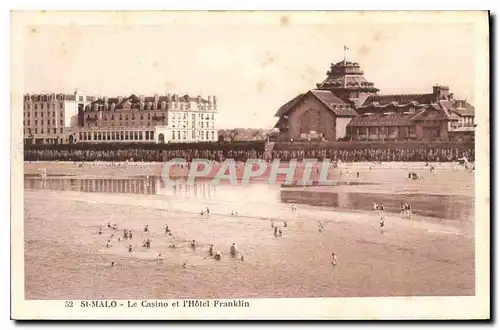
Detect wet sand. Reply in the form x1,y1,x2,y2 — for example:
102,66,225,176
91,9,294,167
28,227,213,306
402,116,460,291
24,162,475,299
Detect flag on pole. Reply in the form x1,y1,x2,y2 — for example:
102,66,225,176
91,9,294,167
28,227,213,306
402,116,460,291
344,45,349,51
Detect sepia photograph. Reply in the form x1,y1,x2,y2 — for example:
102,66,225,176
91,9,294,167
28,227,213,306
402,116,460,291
10,10,490,320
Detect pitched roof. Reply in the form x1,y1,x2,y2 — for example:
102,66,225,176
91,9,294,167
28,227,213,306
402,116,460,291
275,90,357,118
274,93,305,117
452,100,475,116
347,114,413,127
360,93,436,108
309,90,357,116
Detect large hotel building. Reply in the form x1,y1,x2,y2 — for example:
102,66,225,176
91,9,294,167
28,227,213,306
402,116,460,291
23,91,218,144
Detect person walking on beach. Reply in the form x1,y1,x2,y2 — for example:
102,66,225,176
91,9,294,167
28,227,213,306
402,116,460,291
144,225,149,233
331,253,337,266
128,230,133,240
106,240,112,248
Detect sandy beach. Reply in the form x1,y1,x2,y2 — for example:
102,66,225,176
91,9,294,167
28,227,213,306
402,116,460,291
24,161,475,299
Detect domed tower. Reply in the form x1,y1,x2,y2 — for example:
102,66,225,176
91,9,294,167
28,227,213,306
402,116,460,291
316,60,379,107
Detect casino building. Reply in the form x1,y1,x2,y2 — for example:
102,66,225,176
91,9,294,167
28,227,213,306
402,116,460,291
275,59,475,141
23,91,218,144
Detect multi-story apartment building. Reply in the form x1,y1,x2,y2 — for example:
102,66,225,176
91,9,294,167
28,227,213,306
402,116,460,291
74,93,218,143
23,91,218,144
23,90,95,144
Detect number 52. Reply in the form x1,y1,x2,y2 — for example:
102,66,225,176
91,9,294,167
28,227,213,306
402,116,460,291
65,301,73,308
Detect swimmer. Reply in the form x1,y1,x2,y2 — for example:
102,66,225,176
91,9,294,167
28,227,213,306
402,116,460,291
191,240,196,249
157,253,163,261
208,244,214,256
111,262,115,267
128,244,133,253
128,230,133,240
109,233,114,238
271,220,275,228
165,224,170,234
214,251,221,260
356,172,360,178
169,244,177,249
231,211,234,216
200,210,205,216
106,240,111,248
106,222,111,228
206,207,210,215
182,262,187,268
144,225,149,232
117,237,121,242
230,243,237,257
98,228,102,235
283,221,288,228
278,229,283,237
112,224,117,230
274,226,279,237
331,253,337,266
240,256,244,262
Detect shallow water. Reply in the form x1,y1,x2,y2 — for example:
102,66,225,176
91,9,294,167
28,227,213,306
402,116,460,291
24,172,475,300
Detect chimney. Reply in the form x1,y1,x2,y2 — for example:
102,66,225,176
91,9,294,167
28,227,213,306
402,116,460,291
433,85,450,100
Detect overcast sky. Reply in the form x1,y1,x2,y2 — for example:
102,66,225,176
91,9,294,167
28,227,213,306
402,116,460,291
20,11,486,128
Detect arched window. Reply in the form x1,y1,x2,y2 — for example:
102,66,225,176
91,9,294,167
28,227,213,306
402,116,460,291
299,109,322,135
158,133,165,143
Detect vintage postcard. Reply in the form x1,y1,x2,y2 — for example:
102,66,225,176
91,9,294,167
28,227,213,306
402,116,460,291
11,11,490,320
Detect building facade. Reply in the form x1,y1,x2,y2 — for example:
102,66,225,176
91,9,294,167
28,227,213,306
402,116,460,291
275,60,475,141
23,91,218,144
23,90,95,144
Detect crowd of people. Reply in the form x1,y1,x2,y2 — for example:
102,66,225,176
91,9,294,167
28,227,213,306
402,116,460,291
25,144,474,163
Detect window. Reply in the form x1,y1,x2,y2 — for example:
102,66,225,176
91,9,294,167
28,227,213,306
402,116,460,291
148,113,151,120
172,131,175,140
140,114,143,120
134,132,138,140
120,132,124,140
41,128,44,134
52,119,55,125
87,133,91,140
120,115,122,120
79,133,83,140
35,120,38,126
27,104,30,110
60,128,63,133
52,104,55,110
183,131,187,140
27,120,30,126
94,133,97,140
98,133,102,140
201,122,204,128
211,131,215,140
139,132,143,140
132,114,135,120
206,131,209,140
149,131,154,140
177,131,181,140
41,112,44,117
35,104,38,110
60,103,64,109
60,120,63,125
35,128,38,134
111,114,114,120
41,103,44,110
